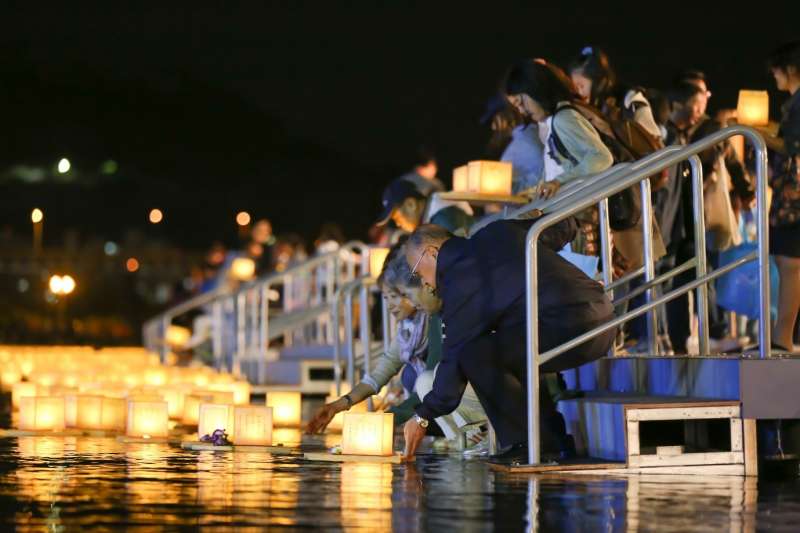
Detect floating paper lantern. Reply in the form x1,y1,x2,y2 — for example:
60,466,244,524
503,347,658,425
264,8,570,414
233,406,273,445
737,90,769,127
127,401,169,438
467,160,513,195
143,367,168,387
182,393,215,425
64,395,79,427
18,397,65,431
266,391,302,427
368,247,391,279
198,403,235,439
230,382,251,406
100,397,127,431
1,366,22,388
341,412,394,456
161,386,189,419
76,396,104,429
12,382,38,410
452,165,469,192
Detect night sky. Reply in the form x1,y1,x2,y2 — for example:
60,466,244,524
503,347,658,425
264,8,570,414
1,2,798,248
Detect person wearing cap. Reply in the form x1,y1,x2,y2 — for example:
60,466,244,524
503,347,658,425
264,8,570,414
400,219,616,464
397,148,447,197
482,93,545,195
376,178,474,236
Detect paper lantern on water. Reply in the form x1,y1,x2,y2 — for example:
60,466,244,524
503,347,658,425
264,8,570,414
162,386,189,419
143,367,167,387
467,160,513,195
266,391,302,427
230,382,251,406
100,397,127,431
18,397,65,431
64,395,79,427
1,366,22,388
12,382,38,410
76,395,104,429
182,393,215,425
368,247,391,279
233,406,273,445
737,90,769,127
452,165,469,192
198,403,235,439
341,412,394,456
127,401,169,438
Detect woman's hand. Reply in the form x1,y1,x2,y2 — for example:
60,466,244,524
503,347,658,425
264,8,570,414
536,180,561,200
305,398,347,434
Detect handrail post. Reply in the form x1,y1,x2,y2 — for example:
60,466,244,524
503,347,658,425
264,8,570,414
525,222,543,465
598,198,613,300
750,132,771,359
259,284,270,361
689,155,710,356
212,301,223,368
381,293,391,356
160,315,171,364
640,178,658,355
344,284,358,390
332,292,343,396
359,282,372,385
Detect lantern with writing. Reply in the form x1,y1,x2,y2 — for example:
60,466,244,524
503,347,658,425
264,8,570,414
198,403,235,439
182,393,215,425
233,406,273,445
127,400,169,438
452,165,469,192
341,412,394,456
11,382,38,410
76,395,104,429
737,90,769,127
467,160,513,195
18,397,65,431
100,397,127,431
368,247,391,279
266,391,302,427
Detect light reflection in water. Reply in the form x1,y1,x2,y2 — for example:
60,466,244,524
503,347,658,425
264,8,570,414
0,436,798,530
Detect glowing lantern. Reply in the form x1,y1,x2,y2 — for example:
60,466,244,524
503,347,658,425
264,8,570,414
64,395,79,427
231,257,256,281
230,382,251,405
1,366,22,388
233,406,273,445
166,325,191,347
143,367,167,387
452,165,469,192
32,373,59,388
467,160,513,195
76,396,104,429
341,412,394,456
12,382,38,410
126,401,169,438
18,397,65,431
368,247,391,279
100,397,127,431
198,403,235,439
266,391,302,427
737,90,769,127
326,394,367,431
161,386,188,419
182,393,215,425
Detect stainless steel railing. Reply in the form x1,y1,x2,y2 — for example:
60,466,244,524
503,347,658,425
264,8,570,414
523,125,770,464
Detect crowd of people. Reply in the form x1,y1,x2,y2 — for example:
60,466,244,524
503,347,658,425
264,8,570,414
306,41,800,464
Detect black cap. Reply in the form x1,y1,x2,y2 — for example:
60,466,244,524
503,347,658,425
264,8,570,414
376,179,425,225
480,93,510,124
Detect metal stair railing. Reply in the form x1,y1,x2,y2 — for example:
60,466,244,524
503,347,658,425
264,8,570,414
143,241,369,370
521,125,770,465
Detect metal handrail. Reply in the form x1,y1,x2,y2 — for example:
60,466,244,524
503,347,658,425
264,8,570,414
524,125,770,465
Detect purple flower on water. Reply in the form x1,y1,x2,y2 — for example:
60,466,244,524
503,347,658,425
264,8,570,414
199,429,232,446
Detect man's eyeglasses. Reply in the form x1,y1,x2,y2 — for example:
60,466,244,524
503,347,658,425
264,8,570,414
410,247,435,281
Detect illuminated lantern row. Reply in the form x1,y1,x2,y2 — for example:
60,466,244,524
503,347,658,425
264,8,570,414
12,382,39,410
737,90,769,127
74,396,126,431
452,160,513,195
127,401,169,438
266,391,302,427
19,397,65,431
341,412,394,456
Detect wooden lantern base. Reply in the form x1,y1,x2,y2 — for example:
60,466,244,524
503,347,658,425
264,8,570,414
303,452,402,464
180,441,296,455
0,428,84,438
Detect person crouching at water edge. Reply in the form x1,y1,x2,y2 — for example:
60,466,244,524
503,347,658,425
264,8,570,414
401,220,616,464
306,238,489,453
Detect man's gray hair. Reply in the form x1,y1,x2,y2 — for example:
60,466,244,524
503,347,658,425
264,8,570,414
380,248,420,289
407,224,453,254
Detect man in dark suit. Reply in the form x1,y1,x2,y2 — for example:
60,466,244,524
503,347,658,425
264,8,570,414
402,219,616,463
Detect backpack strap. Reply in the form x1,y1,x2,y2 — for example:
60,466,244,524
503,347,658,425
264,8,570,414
549,106,579,166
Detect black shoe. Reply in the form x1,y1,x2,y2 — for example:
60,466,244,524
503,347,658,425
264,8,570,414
560,435,577,461
488,443,528,465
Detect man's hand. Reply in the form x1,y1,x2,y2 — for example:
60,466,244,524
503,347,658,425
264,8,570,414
305,399,346,434
401,418,428,461
536,180,561,200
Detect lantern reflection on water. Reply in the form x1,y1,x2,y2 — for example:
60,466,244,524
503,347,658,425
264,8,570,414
341,412,394,456
341,463,393,529
266,391,302,427
233,406,272,445
18,396,65,431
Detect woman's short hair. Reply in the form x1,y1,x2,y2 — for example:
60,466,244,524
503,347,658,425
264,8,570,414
377,237,420,291
568,46,617,105
504,59,579,115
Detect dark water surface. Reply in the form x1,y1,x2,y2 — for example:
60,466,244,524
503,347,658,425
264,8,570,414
1,433,799,532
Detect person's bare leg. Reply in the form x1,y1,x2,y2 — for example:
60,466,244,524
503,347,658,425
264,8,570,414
773,255,800,349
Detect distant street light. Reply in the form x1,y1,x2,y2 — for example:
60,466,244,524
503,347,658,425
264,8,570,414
236,211,251,226
57,158,71,174
49,275,76,295
49,275,64,294
126,258,140,273
32,208,44,257
31,208,43,224
149,208,163,224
